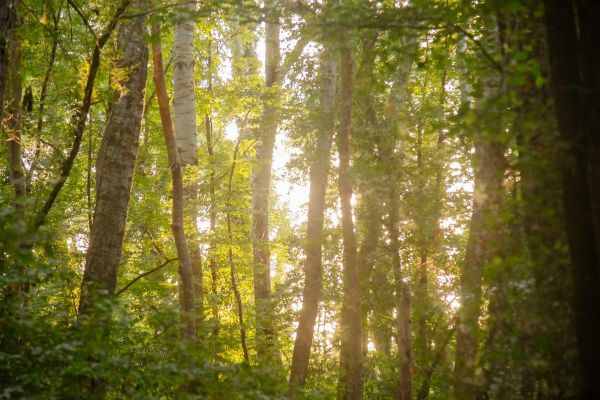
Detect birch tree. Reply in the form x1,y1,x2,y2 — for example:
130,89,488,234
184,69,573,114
173,2,198,165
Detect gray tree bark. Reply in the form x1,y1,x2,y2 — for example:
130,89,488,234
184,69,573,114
78,1,148,318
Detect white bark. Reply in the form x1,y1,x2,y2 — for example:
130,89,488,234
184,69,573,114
173,3,198,165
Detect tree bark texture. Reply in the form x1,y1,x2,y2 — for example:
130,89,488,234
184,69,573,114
336,41,363,400
252,0,280,365
172,2,198,165
0,0,17,121
78,1,148,318
288,47,336,398
5,14,25,225
151,23,196,338
544,1,600,397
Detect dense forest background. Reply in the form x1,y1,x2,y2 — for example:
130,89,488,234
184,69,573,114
1,0,599,399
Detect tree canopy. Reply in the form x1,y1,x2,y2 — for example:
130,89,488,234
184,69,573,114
1,0,598,399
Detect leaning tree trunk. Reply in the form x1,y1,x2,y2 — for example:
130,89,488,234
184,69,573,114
252,0,280,365
76,3,148,397
151,23,196,338
336,40,363,400
287,47,336,399
78,0,148,319
453,135,506,399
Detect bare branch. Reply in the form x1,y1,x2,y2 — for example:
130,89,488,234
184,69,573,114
115,258,178,296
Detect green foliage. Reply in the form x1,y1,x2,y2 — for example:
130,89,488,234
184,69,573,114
0,0,582,398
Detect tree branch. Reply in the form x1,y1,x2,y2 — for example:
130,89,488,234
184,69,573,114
33,0,132,229
115,258,178,296
66,0,97,40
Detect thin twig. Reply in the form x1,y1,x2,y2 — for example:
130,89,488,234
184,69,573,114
66,0,97,40
115,257,178,296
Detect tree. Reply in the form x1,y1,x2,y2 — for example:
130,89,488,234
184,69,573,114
252,0,281,366
336,38,363,400
453,115,506,400
78,0,148,321
288,45,337,398
151,22,196,338
543,1,600,397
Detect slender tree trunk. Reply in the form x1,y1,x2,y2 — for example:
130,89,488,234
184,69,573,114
356,65,385,359
544,2,600,397
151,23,196,338
288,47,337,398
453,136,506,399
172,2,198,166
78,0,148,318
356,188,382,357
336,40,363,400
186,179,204,333
380,133,412,400
227,138,249,362
414,78,446,364
252,0,280,365
205,112,220,337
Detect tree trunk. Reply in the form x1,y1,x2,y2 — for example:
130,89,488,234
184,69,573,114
0,0,17,121
382,134,412,400
5,9,25,228
151,23,195,338
453,137,506,399
205,112,220,337
356,187,382,357
288,47,336,398
227,138,249,362
544,2,600,397
185,179,204,334
252,0,280,365
173,2,198,165
336,40,363,400
78,0,148,319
